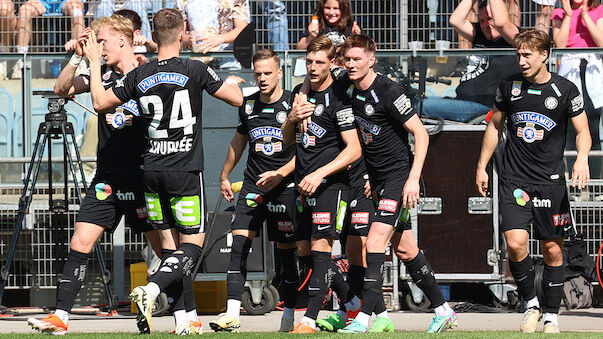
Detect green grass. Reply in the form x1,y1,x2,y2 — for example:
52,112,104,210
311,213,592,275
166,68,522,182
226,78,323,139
2,333,603,339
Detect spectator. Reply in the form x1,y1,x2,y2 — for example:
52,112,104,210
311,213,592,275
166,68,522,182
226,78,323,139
179,0,250,56
12,0,85,79
94,0,152,41
263,0,289,50
419,0,520,122
0,0,15,53
552,0,603,177
533,0,556,34
296,0,361,50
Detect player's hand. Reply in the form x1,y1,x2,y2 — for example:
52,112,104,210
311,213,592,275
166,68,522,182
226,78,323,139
64,38,83,56
364,180,372,199
80,30,103,64
198,34,224,54
220,177,234,202
133,33,148,46
572,157,590,189
402,178,420,209
352,21,361,34
289,94,315,124
298,171,324,197
256,170,283,191
225,75,246,85
476,168,489,197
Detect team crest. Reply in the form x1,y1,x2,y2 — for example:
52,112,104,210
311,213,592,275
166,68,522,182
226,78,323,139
314,104,324,116
276,111,287,123
545,96,558,110
245,100,255,115
517,122,544,143
296,133,316,148
365,104,375,116
511,81,522,97
106,109,133,129
255,140,282,155
102,70,112,81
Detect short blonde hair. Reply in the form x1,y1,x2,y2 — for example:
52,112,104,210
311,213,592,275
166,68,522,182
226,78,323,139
91,14,134,45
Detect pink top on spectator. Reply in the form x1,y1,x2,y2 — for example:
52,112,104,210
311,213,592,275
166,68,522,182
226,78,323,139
552,5,603,47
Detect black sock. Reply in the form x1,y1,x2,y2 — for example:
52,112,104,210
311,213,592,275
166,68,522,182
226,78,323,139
278,248,298,309
304,251,331,320
346,265,365,301
182,273,196,313
360,253,386,315
226,235,252,301
56,249,89,312
374,292,387,315
159,249,180,311
509,256,537,301
542,264,564,314
151,243,203,291
329,259,350,308
404,251,446,308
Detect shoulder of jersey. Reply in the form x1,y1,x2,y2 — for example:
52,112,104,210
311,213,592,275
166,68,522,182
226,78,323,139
244,91,261,102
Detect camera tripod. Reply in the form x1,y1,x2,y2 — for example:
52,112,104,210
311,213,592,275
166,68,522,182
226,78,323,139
0,91,115,311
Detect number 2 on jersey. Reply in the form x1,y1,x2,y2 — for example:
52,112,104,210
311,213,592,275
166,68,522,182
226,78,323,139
140,89,196,139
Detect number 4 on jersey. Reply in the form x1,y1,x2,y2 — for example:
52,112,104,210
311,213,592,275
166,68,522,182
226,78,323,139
140,89,196,139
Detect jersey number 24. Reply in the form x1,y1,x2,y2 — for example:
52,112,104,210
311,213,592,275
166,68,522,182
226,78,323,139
140,90,196,139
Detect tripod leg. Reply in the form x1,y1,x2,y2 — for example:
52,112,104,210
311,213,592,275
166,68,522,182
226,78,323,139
62,127,115,311
0,131,50,304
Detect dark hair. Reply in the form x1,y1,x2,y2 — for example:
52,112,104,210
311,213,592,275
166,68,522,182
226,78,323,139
114,9,142,32
579,0,601,9
477,0,488,10
514,29,551,55
153,8,184,46
341,34,376,54
314,0,353,34
252,49,280,66
307,35,336,59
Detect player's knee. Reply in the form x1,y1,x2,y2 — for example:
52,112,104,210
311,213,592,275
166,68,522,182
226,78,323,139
506,239,527,257
69,233,95,253
542,244,563,264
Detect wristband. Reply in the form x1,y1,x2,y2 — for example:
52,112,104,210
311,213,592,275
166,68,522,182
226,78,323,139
225,77,238,85
69,54,83,67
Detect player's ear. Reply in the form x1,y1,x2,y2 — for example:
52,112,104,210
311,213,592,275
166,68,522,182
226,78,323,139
151,31,157,43
278,67,283,80
368,52,376,69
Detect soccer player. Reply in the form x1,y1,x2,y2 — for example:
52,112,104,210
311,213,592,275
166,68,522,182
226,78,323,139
282,35,362,334
81,8,244,334
330,35,456,333
476,29,590,333
26,14,161,336
209,49,298,333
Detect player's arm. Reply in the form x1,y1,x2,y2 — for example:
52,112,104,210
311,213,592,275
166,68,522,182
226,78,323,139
298,129,362,197
403,115,429,209
212,76,245,107
220,132,248,202
489,0,519,45
449,0,477,42
282,93,315,146
55,31,90,96
257,156,296,191
571,111,591,188
80,30,125,113
476,105,506,197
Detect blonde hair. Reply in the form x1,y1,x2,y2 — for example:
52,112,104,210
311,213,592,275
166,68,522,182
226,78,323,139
91,14,134,45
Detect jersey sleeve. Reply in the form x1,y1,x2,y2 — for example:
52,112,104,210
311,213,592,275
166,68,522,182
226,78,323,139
385,84,415,126
236,104,248,134
566,83,584,118
494,79,510,113
332,89,356,132
112,67,139,103
191,60,223,95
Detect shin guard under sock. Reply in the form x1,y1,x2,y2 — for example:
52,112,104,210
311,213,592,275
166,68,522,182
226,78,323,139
542,264,564,314
509,255,537,301
329,259,350,308
226,235,252,301
151,243,203,291
346,265,365,301
404,251,446,308
278,248,298,309
359,253,386,315
56,249,89,312
304,251,331,320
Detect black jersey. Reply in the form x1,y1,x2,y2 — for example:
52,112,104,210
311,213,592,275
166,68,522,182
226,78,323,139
349,158,369,188
341,74,416,180
292,82,355,188
112,57,223,171
83,65,145,175
495,72,583,185
236,90,295,184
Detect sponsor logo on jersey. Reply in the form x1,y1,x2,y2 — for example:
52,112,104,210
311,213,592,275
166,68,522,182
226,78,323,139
511,112,556,131
571,94,584,113
312,212,331,225
495,87,503,103
296,133,316,148
307,121,326,138
360,129,373,144
527,89,542,95
351,212,370,225
336,108,355,125
120,99,140,116
267,202,287,213
262,107,275,114
106,111,133,129
249,126,283,141
517,122,544,143
314,104,324,116
102,70,112,81
393,94,413,115
378,199,398,213
116,190,136,201
513,188,530,206
365,104,375,115
511,81,522,96
148,136,193,155
137,72,189,93
136,207,148,219
276,111,287,123
355,116,381,135
277,220,293,232
532,197,551,208
255,141,282,155
544,96,558,110
95,183,112,201
355,94,366,101
306,197,316,206
245,100,255,114
553,212,571,226
510,96,522,101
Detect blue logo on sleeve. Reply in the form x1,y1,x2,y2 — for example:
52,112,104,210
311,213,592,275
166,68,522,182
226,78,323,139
249,126,283,141
137,72,189,93
511,112,556,131
119,99,140,116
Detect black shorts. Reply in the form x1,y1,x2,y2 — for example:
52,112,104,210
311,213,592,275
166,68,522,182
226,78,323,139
500,179,574,240
345,185,374,237
294,187,349,241
77,173,152,234
371,176,411,232
231,180,296,243
144,171,206,235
